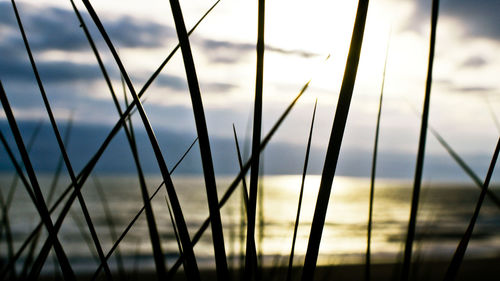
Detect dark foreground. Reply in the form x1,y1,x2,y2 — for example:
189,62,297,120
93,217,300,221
39,257,500,281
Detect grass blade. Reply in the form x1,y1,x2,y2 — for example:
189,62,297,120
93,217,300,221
0,80,75,280
82,1,206,279
70,2,171,279
443,137,500,281
366,37,390,281
167,0,229,278
167,82,309,278
245,0,266,279
301,0,370,279
401,1,439,279
286,99,317,281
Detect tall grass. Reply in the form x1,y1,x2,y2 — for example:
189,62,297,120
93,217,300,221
1,0,499,281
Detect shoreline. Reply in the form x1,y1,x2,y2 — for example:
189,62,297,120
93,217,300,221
39,257,500,280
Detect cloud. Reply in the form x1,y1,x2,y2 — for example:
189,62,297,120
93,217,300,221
200,39,320,64
0,56,102,83
405,0,500,40
0,2,175,53
453,86,495,93
461,56,487,68
155,74,236,94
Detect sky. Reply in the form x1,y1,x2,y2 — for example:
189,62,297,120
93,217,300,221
0,0,499,182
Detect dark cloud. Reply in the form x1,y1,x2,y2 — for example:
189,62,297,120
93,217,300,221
155,74,188,91
154,74,235,94
461,56,487,68
0,57,102,83
406,0,500,40
200,39,319,64
454,86,494,93
0,2,175,53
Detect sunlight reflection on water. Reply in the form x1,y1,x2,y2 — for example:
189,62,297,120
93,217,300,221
2,174,500,271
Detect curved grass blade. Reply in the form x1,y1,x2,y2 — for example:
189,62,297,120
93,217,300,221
70,2,170,279
10,1,112,278
245,0,266,279
366,36,390,281
286,99,317,281
443,137,500,281
401,1,439,279
167,0,229,278
0,3,222,273
0,80,75,280
167,82,310,278
301,0,370,279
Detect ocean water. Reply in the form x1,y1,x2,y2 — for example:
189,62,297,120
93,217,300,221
2,174,500,273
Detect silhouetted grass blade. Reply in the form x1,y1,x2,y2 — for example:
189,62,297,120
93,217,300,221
301,0,370,279
81,1,200,280
0,80,76,280
70,2,169,278
366,36,390,281
401,1,439,279
167,0,229,279
245,0,266,279
443,137,500,281
286,99,317,281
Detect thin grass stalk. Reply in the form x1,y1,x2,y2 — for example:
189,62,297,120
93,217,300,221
443,137,500,281
0,81,76,280
70,210,100,264
245,0,266,279
93,177,126,279
1,3,222,273
81,2,201,279
10,1,112,277
429,127,500,207
20,117,73,279
167,0,229,279
91,138,198,279
69,3,168,279
165,196,184,259
401,1,439,279
232,124,256,271
167,84,309,277
301,1,369,279
257,161,264,279
366,38,390,281
286,99,317,281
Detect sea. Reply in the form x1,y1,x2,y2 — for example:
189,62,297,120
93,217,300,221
1,174,500,274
